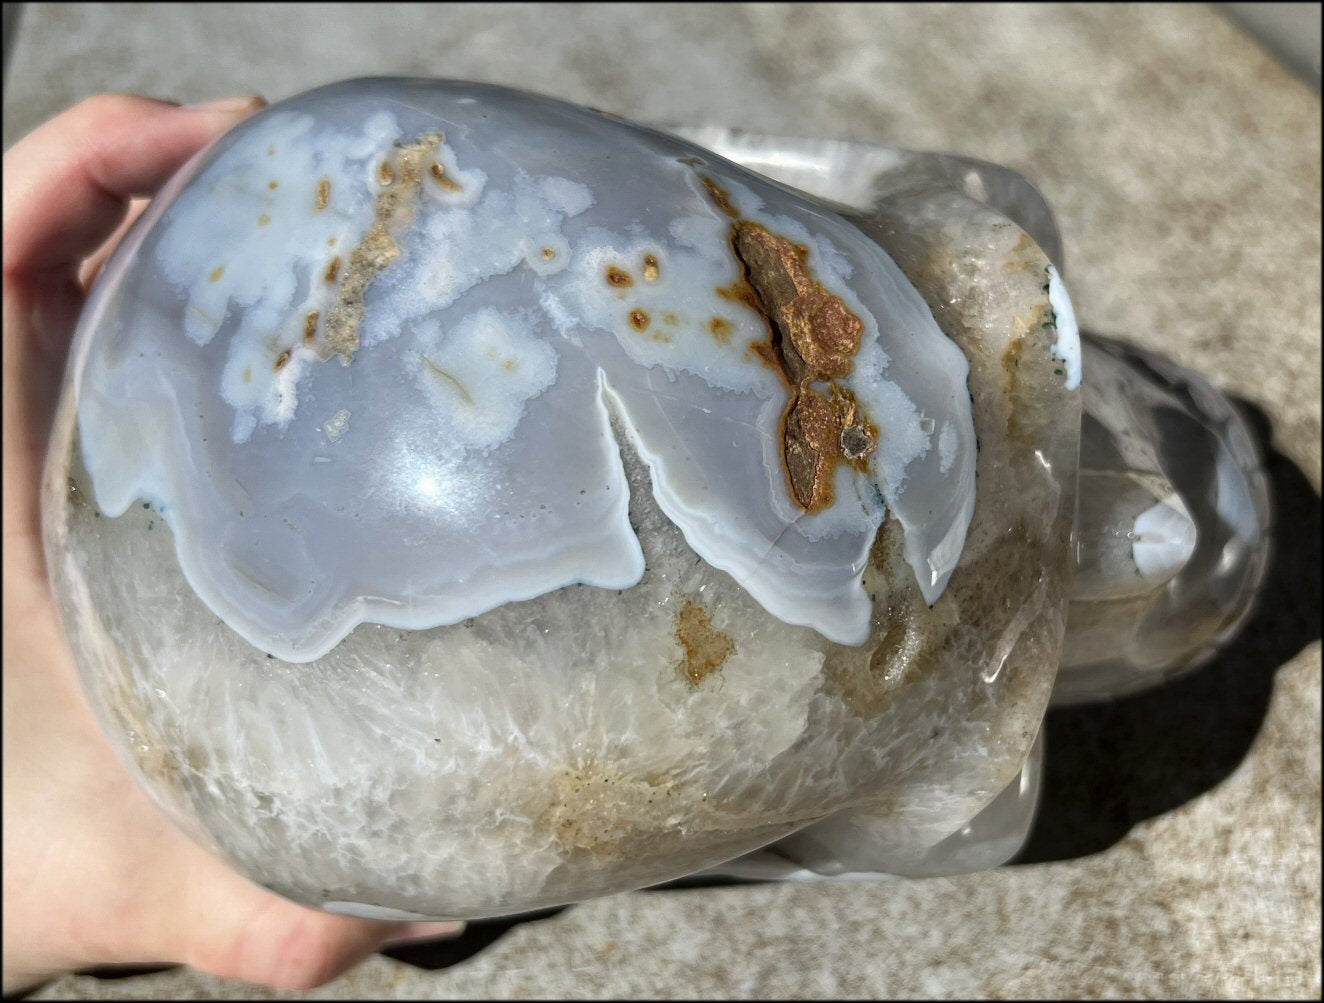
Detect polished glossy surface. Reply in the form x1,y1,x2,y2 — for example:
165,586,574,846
72,79,979,662
47,80,1081,919
18,4,1315,996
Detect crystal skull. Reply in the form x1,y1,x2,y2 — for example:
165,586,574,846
42,78,1268,919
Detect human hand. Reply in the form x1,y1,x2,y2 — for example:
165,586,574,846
2,94,462,995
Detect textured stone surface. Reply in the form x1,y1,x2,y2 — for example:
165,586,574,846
7,2,1319,998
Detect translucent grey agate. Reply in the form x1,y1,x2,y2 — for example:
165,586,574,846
72,80,981,663
42,79,1267,915
678,127,1270,879
683,126,1271,711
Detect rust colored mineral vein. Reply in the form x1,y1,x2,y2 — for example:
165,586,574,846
703,175,877,513
701,176,739,218
783,388,842,511
731,222,861,382
321,132,441,362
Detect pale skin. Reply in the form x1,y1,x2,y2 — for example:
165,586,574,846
2,94,463,995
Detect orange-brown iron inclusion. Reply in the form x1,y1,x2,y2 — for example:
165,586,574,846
705,177,878,513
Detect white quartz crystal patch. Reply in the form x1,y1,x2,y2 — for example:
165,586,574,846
1046,265,1081,390
364,171,592,344
1131,494,1198,586
411,308,559,451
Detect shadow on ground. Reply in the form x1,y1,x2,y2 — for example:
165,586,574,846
379,905,567,971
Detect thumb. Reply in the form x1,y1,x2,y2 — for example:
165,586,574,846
2,94,265,545
3,92,264,278
160,836,462,990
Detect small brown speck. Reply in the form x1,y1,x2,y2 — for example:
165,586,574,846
629,308,650,331
274,350,291,370
304,310,319,346
378,160,395,186
606,266,633,287
541,246,556,260
208,265,225,283
266,144,275,156
327,236,337,246
709,316,732,343
242,365,251,384
642,253,660,281
429,161,461,192
257,213,271,227
325,256,341,284
315,176,330,211
268,179,279,190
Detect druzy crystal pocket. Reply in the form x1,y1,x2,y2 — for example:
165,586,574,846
44,79,1081,918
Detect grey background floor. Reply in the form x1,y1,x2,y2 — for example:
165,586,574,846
4,3,1320,998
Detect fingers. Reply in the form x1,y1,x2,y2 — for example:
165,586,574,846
2,93,264,279
159,833,462,990
1,93,265,560
382,921,469,948
191,897,464,991
78,197,150,292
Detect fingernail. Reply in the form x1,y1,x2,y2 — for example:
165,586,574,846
381,921,466,946
184,95,267,113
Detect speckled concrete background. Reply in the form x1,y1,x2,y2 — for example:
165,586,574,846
5,3,1320,998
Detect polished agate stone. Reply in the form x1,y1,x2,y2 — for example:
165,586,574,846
71,81,983,662
42,79,1264,918
676,128,1270,878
